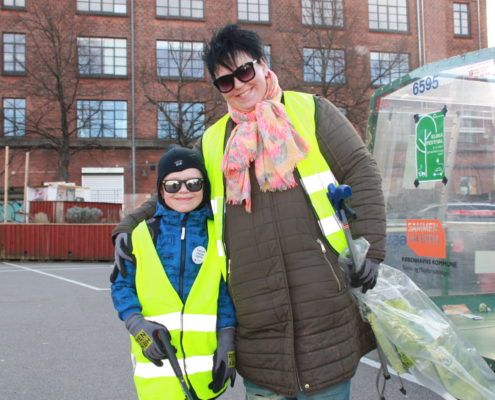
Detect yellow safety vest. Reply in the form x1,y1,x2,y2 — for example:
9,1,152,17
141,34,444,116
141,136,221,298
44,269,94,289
202,91,348,255
130,219,227,400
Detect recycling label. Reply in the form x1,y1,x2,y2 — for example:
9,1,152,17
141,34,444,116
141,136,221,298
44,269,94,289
415,110,445,183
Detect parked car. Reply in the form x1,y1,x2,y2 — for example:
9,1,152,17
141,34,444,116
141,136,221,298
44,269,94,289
416,203,495,221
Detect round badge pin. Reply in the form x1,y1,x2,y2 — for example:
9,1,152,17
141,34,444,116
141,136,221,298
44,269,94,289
192,246,206,264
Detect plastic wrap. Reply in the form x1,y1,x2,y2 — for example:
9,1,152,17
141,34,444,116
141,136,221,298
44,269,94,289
353,264,495,400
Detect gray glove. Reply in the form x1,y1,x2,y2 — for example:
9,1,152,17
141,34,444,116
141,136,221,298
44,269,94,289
110,232,134,283
350,258,380,293
125,313,174,367
209,327,236,393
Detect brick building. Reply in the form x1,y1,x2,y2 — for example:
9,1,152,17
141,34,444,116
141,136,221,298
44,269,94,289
0,0,488,202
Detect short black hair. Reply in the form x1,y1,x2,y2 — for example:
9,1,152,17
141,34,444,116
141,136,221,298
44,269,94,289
204,24,265,80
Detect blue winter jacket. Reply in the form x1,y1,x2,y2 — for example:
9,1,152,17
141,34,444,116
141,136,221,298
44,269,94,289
111,202,236,329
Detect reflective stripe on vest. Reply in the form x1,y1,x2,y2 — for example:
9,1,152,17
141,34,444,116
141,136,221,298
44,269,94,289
202,113,230,280
201,91,348,254
130,219,226,400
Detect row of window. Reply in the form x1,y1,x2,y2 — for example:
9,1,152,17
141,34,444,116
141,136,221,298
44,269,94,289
2,47,409,137
3,33,408,83
2,98,204,139
2,0,472,36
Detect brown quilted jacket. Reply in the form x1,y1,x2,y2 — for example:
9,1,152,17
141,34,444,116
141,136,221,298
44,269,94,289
113,95,386,396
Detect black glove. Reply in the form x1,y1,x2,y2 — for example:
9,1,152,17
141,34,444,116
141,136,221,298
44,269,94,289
125,313,175,367
209,327,236,393
350,258,380,293
110,232,134,283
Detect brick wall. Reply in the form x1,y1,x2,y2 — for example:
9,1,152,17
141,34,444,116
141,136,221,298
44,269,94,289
0,0,487,196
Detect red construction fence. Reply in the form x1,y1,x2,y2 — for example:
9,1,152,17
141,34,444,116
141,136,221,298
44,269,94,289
0,223,116,261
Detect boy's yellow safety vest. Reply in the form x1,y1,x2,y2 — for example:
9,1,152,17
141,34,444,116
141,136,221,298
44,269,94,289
202,91,347,257
130,219,226,400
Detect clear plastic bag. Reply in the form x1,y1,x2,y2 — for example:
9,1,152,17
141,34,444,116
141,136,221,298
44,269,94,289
353,264,495,400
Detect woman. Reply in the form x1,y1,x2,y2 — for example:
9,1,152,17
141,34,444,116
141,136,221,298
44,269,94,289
113,25,386,400
111,146,236,400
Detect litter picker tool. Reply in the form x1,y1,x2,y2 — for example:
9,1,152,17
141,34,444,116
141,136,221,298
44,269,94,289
327,184,392,387
155,331,196,400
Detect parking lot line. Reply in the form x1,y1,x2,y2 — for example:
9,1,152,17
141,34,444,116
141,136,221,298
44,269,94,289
1,261,110,291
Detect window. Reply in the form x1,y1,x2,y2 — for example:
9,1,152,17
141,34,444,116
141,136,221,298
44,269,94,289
238,0,269,23
303,48,346,84
368,0,408,32
370,51,409,86
77,37,127,77
157,102,205,140
2,0,25,8
77,0,126,14
156,41,204,79
156,0,204,19
264,45,271,69
453,3,469,36
3,33,25,74
3,98,25,136
302,0,343,27
77,100,127,138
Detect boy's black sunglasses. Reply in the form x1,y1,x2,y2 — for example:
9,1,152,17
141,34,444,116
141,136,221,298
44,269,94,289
161,178,204,194
213,60,258,93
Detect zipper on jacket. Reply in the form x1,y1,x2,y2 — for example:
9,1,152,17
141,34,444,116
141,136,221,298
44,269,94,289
179,214,189,300
268,192,303,393
316,238,342,291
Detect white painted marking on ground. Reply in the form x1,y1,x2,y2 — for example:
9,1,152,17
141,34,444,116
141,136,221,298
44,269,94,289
0,266,111,273
361,357,456,399
1,262,110,291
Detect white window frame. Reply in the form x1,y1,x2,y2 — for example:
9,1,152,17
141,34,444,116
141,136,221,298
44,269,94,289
2,0,26,8
453,3,470,36
301,0,344,27
370,51,409,86
156,0,204,19
368,0,408,32
237,0,270,23
77,100,128,138
76,0,127,14
2,33,26,74
3,98,26,136
77,37,127,77
303,48,346,84
157,102,205,140
156,40,204,79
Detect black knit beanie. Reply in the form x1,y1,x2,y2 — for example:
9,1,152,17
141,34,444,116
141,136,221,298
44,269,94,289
156,146,209,208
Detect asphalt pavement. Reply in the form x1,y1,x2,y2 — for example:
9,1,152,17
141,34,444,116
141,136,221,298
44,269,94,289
0,261,448,400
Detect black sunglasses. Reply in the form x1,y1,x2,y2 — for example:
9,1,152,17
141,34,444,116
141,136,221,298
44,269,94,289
213,60,258,93
161,178,204,194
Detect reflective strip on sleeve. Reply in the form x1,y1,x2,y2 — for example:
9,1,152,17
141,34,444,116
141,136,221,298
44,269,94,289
319,215,343,237
146,313,217,332
134,356,213,378
300,171,337,195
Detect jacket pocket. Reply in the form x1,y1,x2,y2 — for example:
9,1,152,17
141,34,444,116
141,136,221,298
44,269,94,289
315,238,346,291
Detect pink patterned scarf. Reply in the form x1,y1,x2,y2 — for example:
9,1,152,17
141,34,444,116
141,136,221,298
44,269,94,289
222,70,309,212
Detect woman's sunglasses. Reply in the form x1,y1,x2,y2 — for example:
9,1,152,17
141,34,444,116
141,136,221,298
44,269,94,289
162,178,204,194
213,60,258,93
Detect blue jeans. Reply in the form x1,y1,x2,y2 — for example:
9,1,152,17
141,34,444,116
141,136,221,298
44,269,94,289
244,379,351,400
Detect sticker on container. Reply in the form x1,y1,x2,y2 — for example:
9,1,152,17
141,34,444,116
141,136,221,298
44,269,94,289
192,246,206,264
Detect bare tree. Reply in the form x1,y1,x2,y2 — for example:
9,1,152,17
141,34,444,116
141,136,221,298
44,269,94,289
139,39,225,147
277,1,410,137
5,0,105,181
